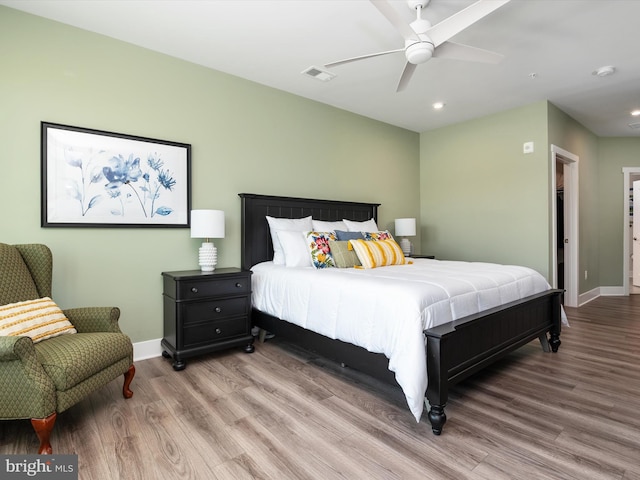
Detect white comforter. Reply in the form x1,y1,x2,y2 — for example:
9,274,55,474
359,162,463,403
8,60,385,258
251,259,556,422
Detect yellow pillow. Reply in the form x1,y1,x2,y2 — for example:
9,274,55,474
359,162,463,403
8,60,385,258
0,297,77,343
349,238,407,268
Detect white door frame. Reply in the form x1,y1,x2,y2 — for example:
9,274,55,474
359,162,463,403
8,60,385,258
633,180,640,288
550,145,579,307
622,167,640,295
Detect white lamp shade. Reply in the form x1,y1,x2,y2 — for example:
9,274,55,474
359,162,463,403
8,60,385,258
191,210,225,239
395,218,416,237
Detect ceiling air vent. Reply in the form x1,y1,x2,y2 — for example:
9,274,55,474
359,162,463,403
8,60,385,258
301,66,336,82
628,122,640,129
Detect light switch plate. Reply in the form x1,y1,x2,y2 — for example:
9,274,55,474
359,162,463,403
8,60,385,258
523,141,534,154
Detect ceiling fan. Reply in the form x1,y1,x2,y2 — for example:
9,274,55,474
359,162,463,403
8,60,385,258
325,0,511,92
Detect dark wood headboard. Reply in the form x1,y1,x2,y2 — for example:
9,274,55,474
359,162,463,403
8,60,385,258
239,193,380,270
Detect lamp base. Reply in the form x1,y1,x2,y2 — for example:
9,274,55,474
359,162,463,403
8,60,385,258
399,238,412,256
199,242,217,272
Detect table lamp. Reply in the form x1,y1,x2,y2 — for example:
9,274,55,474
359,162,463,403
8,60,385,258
394,218,416,256
190,209,225,272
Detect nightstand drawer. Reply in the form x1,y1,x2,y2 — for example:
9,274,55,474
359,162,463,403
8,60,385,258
178,277,250,300
183,317,249,346
181,297,248,325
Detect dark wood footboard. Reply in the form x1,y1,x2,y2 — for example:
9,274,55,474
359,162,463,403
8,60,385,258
424,288,563,434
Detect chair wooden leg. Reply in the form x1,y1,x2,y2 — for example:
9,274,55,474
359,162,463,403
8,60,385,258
31,412,56,454
123,364,135,398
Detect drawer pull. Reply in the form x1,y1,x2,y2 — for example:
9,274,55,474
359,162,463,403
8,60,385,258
191,287,198,293
236,282,243,288
215,328,222,334
215,307,222,313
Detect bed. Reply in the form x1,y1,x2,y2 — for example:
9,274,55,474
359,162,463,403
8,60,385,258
239,193,563,434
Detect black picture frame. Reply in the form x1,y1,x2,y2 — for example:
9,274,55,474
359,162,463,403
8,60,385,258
41,122,191,228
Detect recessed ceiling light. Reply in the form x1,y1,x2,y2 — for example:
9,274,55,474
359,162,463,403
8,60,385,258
432,102,445,110
592,65,616,77
631,110,640,117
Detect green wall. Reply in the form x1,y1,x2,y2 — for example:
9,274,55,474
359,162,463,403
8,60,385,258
419,101,551,277
598,138,640,285
546,103,600,293
420,99,638,297
0,7,420,343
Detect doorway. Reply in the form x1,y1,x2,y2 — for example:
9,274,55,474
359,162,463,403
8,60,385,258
622,168,640,295
556,162,565,294
550,145,578,307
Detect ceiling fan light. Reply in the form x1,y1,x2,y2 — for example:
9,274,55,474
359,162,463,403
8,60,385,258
406,42,434,64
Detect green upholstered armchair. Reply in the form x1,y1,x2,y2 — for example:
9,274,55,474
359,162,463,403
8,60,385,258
0,243,135,454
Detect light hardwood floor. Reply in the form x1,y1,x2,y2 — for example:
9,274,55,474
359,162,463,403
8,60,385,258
2,295,639,479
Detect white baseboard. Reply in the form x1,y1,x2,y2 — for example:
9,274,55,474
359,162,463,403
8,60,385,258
599,286,625,296
577,286,625,307
133,338,163,362
578,287,600,306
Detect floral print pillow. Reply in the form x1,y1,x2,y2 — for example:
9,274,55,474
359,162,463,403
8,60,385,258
305,231,337,268
362,230,394,241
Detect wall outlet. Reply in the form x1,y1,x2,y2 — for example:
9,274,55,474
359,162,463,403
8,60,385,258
584,270,588,280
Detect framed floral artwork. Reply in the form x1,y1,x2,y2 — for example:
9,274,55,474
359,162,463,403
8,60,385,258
41,122,191,227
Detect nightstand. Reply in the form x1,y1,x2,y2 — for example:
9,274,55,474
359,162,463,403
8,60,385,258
161,268,254,371
408,254,435,259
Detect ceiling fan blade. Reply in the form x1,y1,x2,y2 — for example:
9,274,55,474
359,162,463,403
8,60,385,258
396,62,417,92
325,48,405,68
434,41,504,64
370,0,419,41
427,0,511,47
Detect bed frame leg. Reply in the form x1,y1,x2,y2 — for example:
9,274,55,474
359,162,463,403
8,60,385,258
549,290,562,353
428,405,447,435
538,333,551,352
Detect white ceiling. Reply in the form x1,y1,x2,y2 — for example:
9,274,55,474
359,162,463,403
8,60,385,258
4,0,640,136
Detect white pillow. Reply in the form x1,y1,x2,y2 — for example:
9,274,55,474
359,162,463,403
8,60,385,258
343,218,379,232
312,219,348,232
277,230,312,267
266,215,313,265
